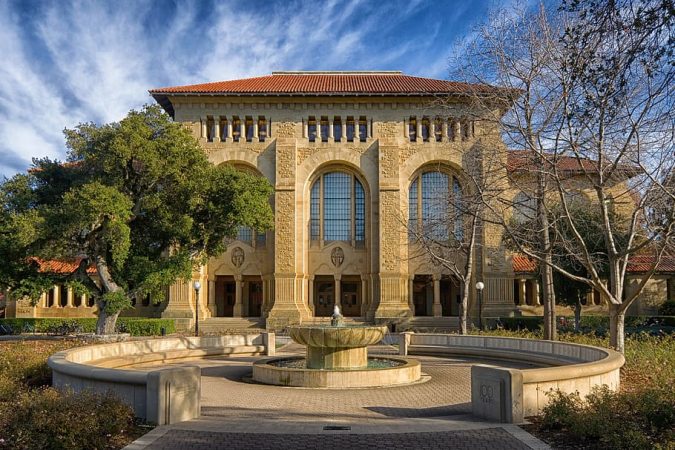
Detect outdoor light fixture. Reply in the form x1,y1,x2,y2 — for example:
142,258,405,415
475,281,485,331
193,281,201,337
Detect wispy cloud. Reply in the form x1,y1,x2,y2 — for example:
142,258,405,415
0,0,495,178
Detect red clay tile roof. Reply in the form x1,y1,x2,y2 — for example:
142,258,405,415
513,254,538,273
33,258,97,275
627,255,675,273
512,253,675,274
150,71,497,96
507,150,640,177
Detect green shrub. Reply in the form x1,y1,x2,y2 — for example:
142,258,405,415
541,385,675,449
0,318,175,336
498,317,543,331
116,318,175,336
0,388,137,450
660,300,675,316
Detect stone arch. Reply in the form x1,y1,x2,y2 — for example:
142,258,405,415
209,147,275,183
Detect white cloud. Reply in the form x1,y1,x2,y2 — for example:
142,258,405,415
0,0,491,179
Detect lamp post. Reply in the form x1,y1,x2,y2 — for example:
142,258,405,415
193,281,201,337
475,281,485,331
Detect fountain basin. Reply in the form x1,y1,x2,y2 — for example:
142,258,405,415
288,325,388,369
252,356,421,388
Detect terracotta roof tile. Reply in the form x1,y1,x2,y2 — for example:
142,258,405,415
627,255,675,273
33,258,97,275
513,254,537,273
507,150,639,176
150,71,498,96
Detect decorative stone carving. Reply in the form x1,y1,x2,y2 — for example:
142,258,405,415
331,247,345,267
231,247,245,268
479,384,494,404
276,122,296,137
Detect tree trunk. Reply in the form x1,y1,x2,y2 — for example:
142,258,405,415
574,298,582,333
96,306,121,335
460,279,471,335
460,215,479,335
94,255,124,335
609,303,625,354
537,170,557,341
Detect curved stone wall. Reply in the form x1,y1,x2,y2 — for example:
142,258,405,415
404,333,625,423
48,334,273,425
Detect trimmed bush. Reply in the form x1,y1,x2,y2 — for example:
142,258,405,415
116,318,175,336
498,317,543,331
0,388,137,450
541,385,675,449
660,300,675,316
0,318,175,336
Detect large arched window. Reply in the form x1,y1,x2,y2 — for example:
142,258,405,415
409,170,464,242
310,171,365,243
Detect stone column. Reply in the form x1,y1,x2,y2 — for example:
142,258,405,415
432,274,442,317
213,116,220,142
53,285,61,308
234,275,243,317
66,287,74,307
335,274,342,310
430,121,436,141
403,118,408,138
208,280,216,317
518,279,527,306
303,120,308,139
40,292,47,308
442,120,449,141
201,117,207,139
409,275,415,313
328,118,334,141
533,280,541,306
226,118,233,141
417,120,423,142
368,119,373,138
452,120,460,141
308,276,315,314
253,120,259,140
80,294,87,308
360,275,368,316
341,119,346,141
354,120,360,141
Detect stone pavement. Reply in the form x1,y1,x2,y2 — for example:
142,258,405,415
124,343,550,450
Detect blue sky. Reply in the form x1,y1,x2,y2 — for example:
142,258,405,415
0,0,504,178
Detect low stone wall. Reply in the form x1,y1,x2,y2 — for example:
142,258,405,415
48,334,274,425
404,334,624,423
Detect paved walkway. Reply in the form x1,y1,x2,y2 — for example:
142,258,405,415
124,344,551,450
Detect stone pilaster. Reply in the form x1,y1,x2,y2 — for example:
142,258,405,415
266,126,311,329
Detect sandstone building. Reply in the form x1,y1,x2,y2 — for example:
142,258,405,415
3,71,672,329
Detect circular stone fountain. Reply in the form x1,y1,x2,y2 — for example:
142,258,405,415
253,306,421,388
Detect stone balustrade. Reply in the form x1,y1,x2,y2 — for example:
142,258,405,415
401,333,624,423
48,333,274,425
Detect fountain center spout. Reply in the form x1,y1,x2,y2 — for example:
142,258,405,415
331,304,344,327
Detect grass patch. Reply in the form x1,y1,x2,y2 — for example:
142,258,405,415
0,340,148,449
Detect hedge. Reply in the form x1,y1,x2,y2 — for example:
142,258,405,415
0,318,176,336
497,315,675,332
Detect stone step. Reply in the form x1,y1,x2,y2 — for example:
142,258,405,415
199,317,265,332
405,316,460,332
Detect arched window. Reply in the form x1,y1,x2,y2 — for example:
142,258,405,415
408,170,463,241
513,192,537,224
310,171,365,243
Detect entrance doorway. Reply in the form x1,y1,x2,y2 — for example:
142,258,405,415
215,276,235,317
440,277,460,316
413,275,432,316
247,279,263,317
314,276,335,317
340,279,361,317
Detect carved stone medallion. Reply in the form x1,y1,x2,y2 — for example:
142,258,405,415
331,247,345,267
231,247,245,268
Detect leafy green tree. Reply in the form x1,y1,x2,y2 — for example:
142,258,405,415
0,105,274,334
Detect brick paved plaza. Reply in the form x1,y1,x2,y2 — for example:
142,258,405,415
124,343,550,449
